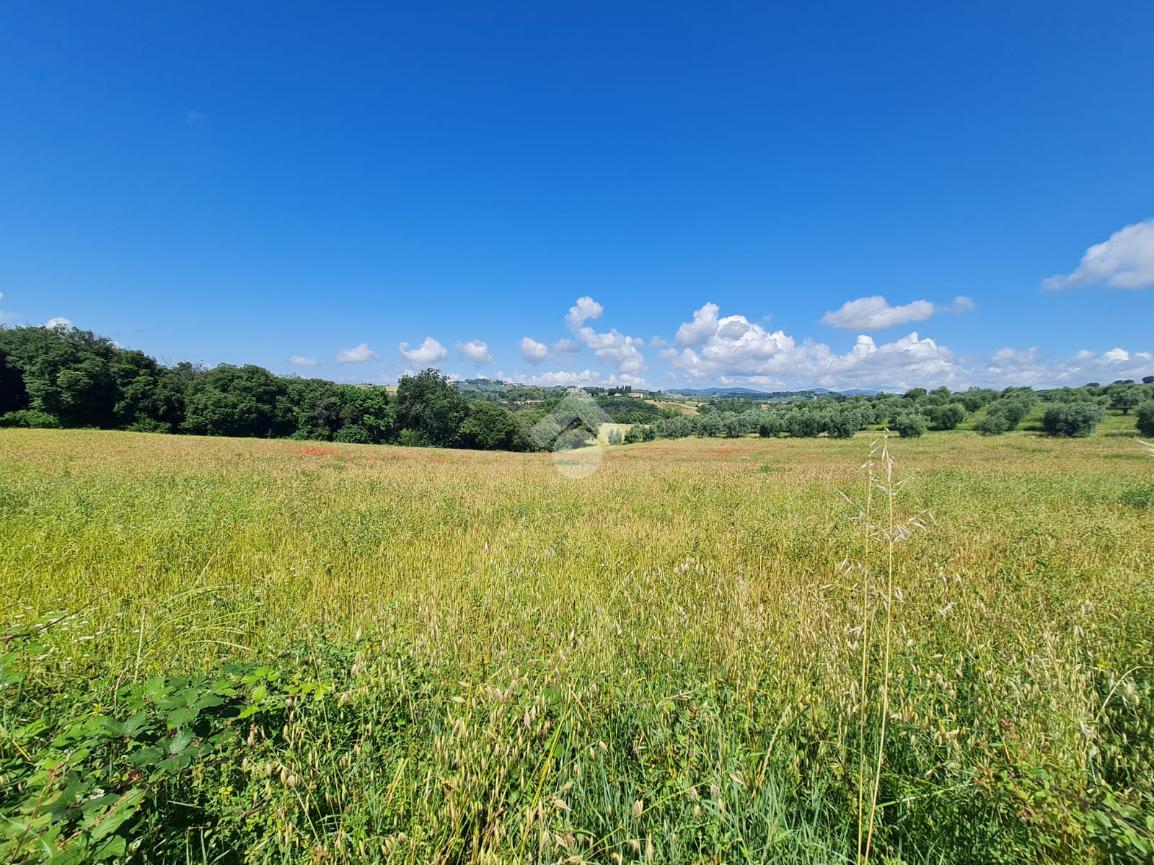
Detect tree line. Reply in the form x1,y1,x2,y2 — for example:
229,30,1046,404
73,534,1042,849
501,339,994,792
0,325,533,450
2,324,1152,447
628,380,1154,442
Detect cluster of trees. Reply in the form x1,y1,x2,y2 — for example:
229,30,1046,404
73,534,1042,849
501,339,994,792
4,324,1153,449
0,326,533,451
627,378,1154,442
636,388,975,442
459,379,676,426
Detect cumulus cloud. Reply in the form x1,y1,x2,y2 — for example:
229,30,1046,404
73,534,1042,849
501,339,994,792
565,296,646,374
521,337,550,365
1043,219,1154,291
675,302,720,346
504,368,648,388
518,369,603,387
982,345,1154,387
335,342,379,364
669,302,961,389
576,327,647,374
289,354,320,367
565,296,603,329
44,316,74,329
398,337,448,365
553,338,581,354
820,295,974,330
458,339,493,365
668,301,1153,389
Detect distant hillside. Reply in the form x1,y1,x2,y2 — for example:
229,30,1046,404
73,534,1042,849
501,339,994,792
668,386,881,399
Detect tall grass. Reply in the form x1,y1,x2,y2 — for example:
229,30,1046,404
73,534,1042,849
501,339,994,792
1,428,1152,862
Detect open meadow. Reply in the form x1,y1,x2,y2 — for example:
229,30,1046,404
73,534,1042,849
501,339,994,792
2,428,1153,863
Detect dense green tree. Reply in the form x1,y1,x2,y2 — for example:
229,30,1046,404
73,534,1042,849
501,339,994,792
1041,403,1104,437
928,402,967,430
893,413,927,438
1136,401,1154,437
395,369,470,447
757,415,783,437
823,412,857,439
0,326,118,426
0,347,29,415
456,401,530,451
785,411,822,438
183,365,290,438
333,424,372,444
111,351,185,431
1108,384,1141,415
285,378,344,440
336,386,395,443
959,388,997,412
974,413,1011,436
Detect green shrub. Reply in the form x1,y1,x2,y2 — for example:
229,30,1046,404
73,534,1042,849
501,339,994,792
623,424,650,442
929,402,967,430
1042,402,1105,437
785,412,822,438
334,424,372,444
0,409,61,428
1137,401,1154,437
892,412,927,438
975,413,1012,436
396,427,430,447
126,418,172,433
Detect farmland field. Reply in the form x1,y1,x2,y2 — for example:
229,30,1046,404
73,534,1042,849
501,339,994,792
2,428,1153,863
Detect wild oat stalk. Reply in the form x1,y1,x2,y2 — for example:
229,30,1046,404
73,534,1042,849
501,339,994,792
854,438,878,863
856,434,932,865
862,435,897,865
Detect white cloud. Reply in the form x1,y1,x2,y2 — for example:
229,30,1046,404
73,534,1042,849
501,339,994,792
458,339,493,365
44,316,73,329
1043,219,1154,290
565,296,647,374
820,295,973,330
565,296,603,329
982,345,1154,386
670,303,962,389
668,301,1154,389
505,368,648,388
335,342,379,364
675,302,720,346
398,337,448,365
289,354,320,367
553,338,581,353
527,369,602,386
521,336,550,365
575,326,647,374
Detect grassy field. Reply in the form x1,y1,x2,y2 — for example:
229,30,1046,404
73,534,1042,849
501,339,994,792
2,429,1153,863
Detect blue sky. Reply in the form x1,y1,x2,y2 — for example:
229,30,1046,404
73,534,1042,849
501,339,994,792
1,1,1152,390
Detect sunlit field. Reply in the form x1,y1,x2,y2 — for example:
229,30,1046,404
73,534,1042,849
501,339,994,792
3,429,1153,863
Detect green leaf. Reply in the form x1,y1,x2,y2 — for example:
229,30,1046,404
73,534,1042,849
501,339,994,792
166,706,198,728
